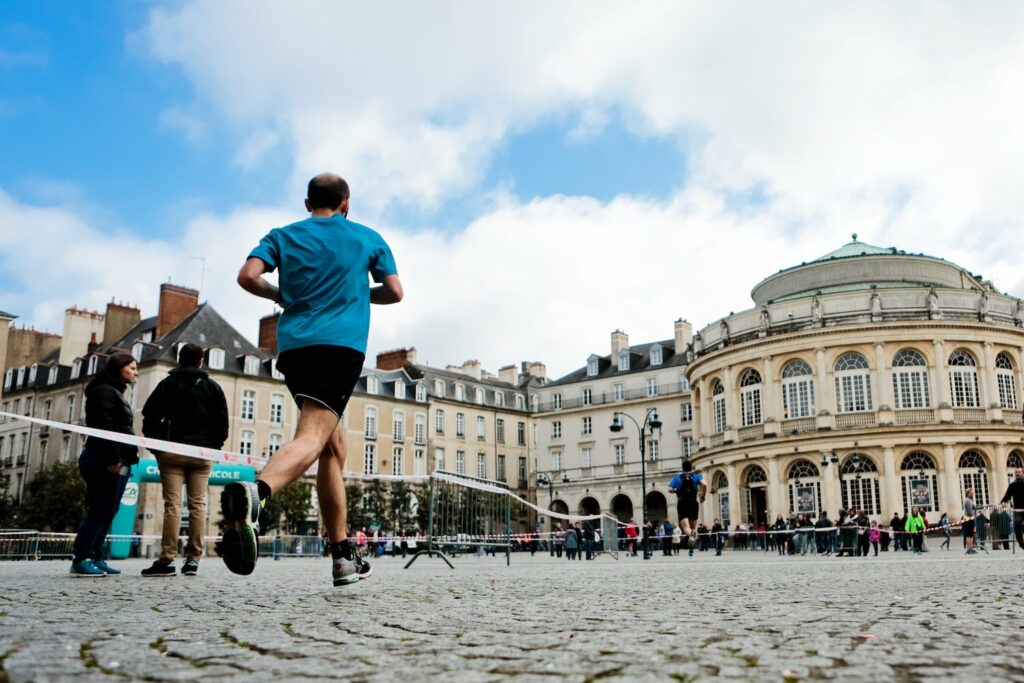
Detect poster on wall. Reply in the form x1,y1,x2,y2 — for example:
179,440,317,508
719,493,730,526
910,478,932,507
796,485,816,514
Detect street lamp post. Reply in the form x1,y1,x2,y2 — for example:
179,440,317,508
537,472,554,555
610,408,662,560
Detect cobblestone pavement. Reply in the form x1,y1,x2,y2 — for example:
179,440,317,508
2,548,1023,682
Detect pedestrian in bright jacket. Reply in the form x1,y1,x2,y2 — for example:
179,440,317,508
905,508,926,554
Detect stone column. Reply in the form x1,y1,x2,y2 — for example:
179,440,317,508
691,380,703,444
874,343,890,408
762,356,779,436
882,447,901,516
982,342,1003,420
767,458,783,517
995,442,1008,502
933,340,952,408
815,348,836,429
942,443,961,518
726,463,740,528
723,366,738,432
823,451,841,516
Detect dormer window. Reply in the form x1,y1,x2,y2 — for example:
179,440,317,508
28,364,38,383
71,360,82,379
475,388,485,405
494,392,504,407
16,367,25,386
208,348,225,370
434,380,446,398
366,376,379,394
3,369,12,390
650,345,663,366
416,383,427,402
87,356,100,375
244,355,260,376
47,366,58,385
270,358,284,380
142,330,153,343
455,384,465,401
587,355,600,377
132,343,144,362
515,394,525,410
394,379,405,399
617,351,630,372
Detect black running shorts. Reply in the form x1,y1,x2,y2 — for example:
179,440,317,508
677,499,699,522
276,345,364,417
962,518,976,538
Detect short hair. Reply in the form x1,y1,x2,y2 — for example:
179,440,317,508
307,173,350,210
178,342,204,368
682,460,693,472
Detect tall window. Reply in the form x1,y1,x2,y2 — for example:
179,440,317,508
780,359,816,418
497,454,507,481
582,447,593,468
834,352,872,413
364,406,378,438
366,376,379,394
948,349,980,408
518,457,527,488
680,403,693,422
476,415,486,441
959,450,990,507
647,440,659,462
394,379,405,400
552,393,562,409
900,451,940,514
393,411,405,441
646,377,658,397
613,383,625,401
269,393,284,426
582,388,593,405
618,351,630,372
614,443,626,465
477,452,486,478
456,412,465,437
582,416,592,435
61,435,71,462
552,451,562,471
839,455,881,515
414,414,427,444
455,384,465,401
244,356,260,376
475,388,485,405
587,358,599,376
892,349,931,409
241,390,256,422
786,459,822,516
739,369,762,427
393,447,404,475
715,472,730,527
364,444,377,474
416,383,427,402
435,409,445,434
517,421,526,445
712,380,726,433
240,430,254,457
67,394,76,423
650,346,663,366
414,449,426,475
43,400,52,421
456,450,465,475
434,380,446,398
494,392,504,407
552,421,562,439
996,352,1018,410
268,433,283,455
434,447,445,472
496,418,505,443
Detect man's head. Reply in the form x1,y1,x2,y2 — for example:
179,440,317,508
178,342,205,368
1016,467,1023,480
682,459,693,473
306,173,350,215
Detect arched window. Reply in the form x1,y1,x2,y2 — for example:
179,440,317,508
786,459,822,515
713,471,730,526
948,349,980,408
782,359,815,419
834,352,873,413
739,369,763,427
996,352,1017,410
839,454,881,515
455,384,465,401
892,349,931,409
899,451,940,514
364,406,378,439
434,380,446,398
958,449,990,507
1008,450,1024,484
741,465,767,526
712,380,726,433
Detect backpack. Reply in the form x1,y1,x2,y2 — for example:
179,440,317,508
677,473,698,501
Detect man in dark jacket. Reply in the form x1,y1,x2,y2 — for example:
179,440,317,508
141,343,228,577
1000,467,1024,549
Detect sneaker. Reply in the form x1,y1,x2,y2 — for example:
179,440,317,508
141,560,176,577
69,559,106,578
220,481,261,576
688,549,694,557
332,554,373,587
93,559,121,575
181,559,199,576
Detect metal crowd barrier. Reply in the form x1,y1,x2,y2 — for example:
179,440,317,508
259,534,327,559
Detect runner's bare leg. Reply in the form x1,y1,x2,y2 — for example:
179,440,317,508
258,402,339,492
317,422,347,543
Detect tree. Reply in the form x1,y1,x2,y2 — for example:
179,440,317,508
262,479,313,534
19,462,86,532
389,481,416,532
363,479,390,530
345,482,366,532
0,473,18,528
414,484,431,533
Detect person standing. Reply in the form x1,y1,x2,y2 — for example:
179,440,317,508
624,519,638,557
906,507,926,554
962,488,977,555
938,513,951,550
855,510,871,557
70,354,140,577
815,511,833,555
563,522,578,560
868,521,881,556
668,460,707,557
1000,467,1024,549
140,343,229,577
231,173,403,586
710,518,725,556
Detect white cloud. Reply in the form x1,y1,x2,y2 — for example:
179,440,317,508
157,107,207,145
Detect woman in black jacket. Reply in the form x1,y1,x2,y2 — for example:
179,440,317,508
70,353,139,577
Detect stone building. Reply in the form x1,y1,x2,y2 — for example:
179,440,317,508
688,237,1024,529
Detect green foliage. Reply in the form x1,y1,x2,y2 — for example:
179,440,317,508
414,484,430,533
0,473,18,528
262,479,313,534
389,481,416,532
19,462,86,532
363,479,389,529
345,482,366,532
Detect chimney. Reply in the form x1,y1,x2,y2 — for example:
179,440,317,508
674,319,692,355
461,359,482,380
103,300,141,347
498,364,518,385
258,312,280,355
156,284,200,339
59,306,105,366
611,329,629,357
376,347,417,371
87,332,98,356
524,361,547,381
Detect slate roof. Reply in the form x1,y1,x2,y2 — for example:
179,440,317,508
546,338,687,387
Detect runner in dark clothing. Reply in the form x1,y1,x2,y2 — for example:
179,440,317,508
669,460,707,557
1000,467,1024,549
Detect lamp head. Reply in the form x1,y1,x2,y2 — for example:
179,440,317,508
649,409,662,431
610,414,624,432
537,473,550,486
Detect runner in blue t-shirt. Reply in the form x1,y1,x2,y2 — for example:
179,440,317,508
668,460,707,557
223,173,403,587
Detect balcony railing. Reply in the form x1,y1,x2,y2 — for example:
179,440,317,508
537,382,691,412
836,413,877,429
894,409,935,424
16,456,26,466
709,433,725,448
1006,412,1023,425
953,408,986,423
781,417,816,434
738,424,764,441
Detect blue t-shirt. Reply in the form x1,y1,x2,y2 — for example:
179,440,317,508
669,472,703,500
248,214,397,354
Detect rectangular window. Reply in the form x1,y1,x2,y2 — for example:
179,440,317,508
651,347,663,365
582,388,592,405
552,451,562,471
552,421,562,439
517,421,526,445
364,444,377,474
496,418,505,444
268,433,283,455
393,412,405,441
833,375,868,413
239,430,254,456
476,415,486,441
270,394,284,426
414,414,426,444
518,457,527,488
552,393,562,409
614,383,625,401
435,409,445,434
646,377,658,397
456,450,465,475
740,388,762,426
414,449,426,475
648,440,659,461
435,447,445,472
244,356,260,375
714,397,727,432
893,370,931,409
614,443,626,465
582,416,592,435
680,374,690,392
456,412,465,437
43,400,52,421
680,403,693,422
682,436,693,458
477,452,486,479
393,447,404,475
582,447,593,469
497,454,507,482
364,407,378,439
61,435,71,462
241,390,256,422
998,372,1018,410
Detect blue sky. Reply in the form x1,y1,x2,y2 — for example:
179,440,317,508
1,2,1022,376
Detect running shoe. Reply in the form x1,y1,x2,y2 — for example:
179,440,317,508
93,559,121,575
688,549,694,557
181,559,199,576
220,481,261,575
332,554,373,587
69,559,106,578
141,560,176,577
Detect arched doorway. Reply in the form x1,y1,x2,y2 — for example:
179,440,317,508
711,471,730,527
550,500,569,517
839,453,881,516
959,449,991,507
610,494,633,523
646,490,668,524
742,465,768,527
899,451,940,515
787,459,822,517
578,497,601,516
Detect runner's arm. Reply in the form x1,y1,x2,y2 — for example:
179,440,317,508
237,257,281,303
698,480,708,503
371,274,403,304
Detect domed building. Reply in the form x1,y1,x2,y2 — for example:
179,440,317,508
689,236,1024,528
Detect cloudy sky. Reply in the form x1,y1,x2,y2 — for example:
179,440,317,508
2,2,1024,379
